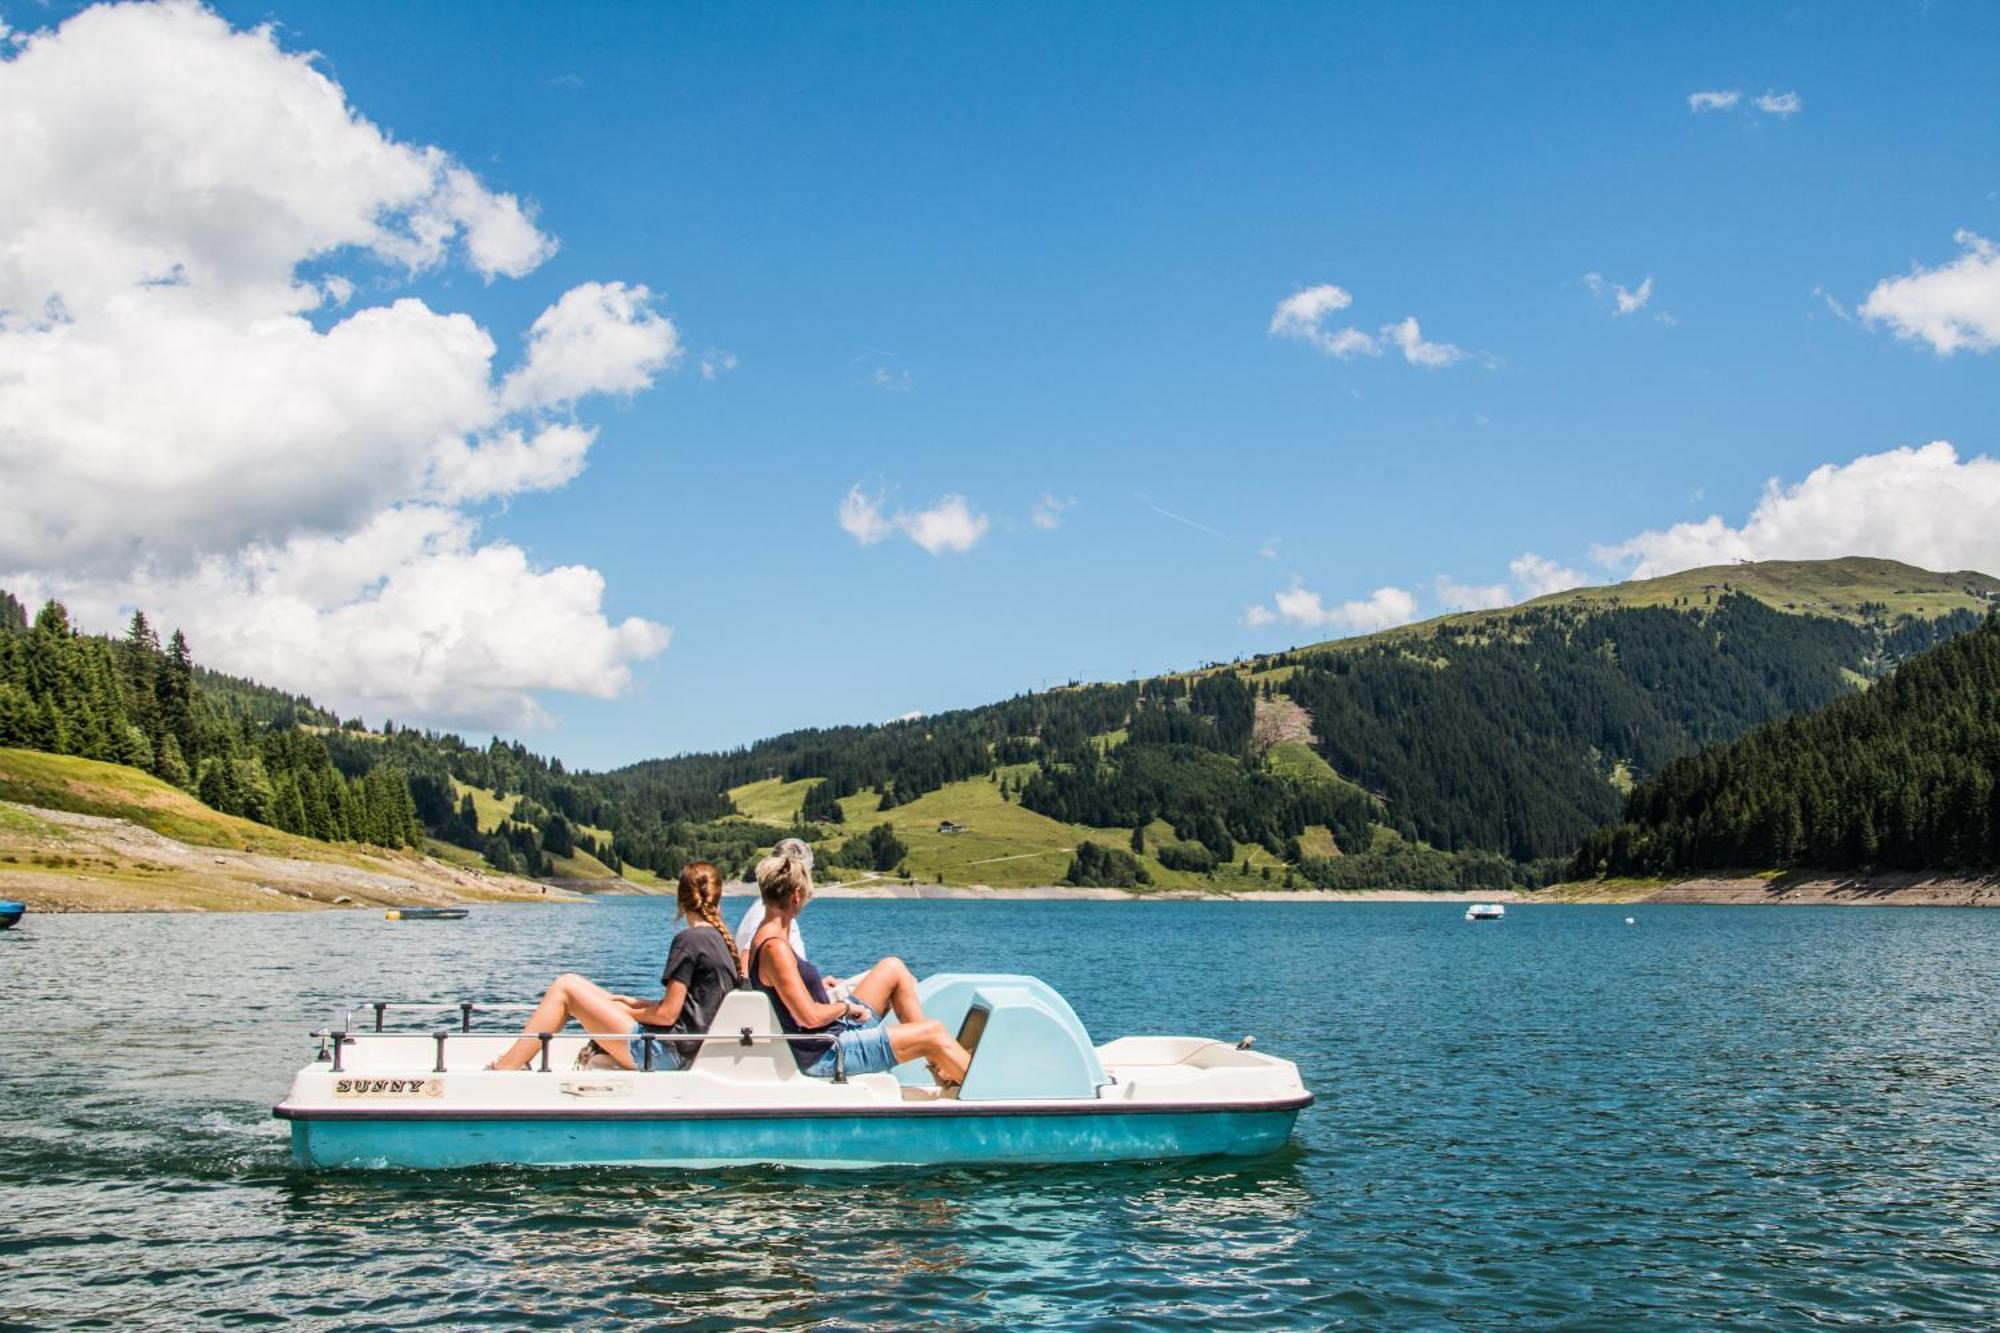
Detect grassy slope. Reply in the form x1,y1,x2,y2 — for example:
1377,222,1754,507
446,778,658,883
0,747,547,911
1,747,380,861
731,773,1292,892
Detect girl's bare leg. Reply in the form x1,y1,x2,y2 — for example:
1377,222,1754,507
489,973,638,1070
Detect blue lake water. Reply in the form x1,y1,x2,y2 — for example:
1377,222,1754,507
3,899,1997,1328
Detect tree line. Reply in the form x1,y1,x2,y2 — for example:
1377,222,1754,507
1571,615,2000,877
0,597,421,849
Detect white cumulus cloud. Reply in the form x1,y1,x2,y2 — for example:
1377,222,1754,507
1379,316,1465,368
1688,89,1741,112
1593,442,2000,578
838,486,989,555
498,280,681,411
1753,90,1802,117
1434,553,1588,611
1244,583,1418,633
838,486,898,546
1268,284,1378,358
1270,285,1473,368
0,1,675,730
1860,230,2000,355
1585,272,1654,316
1030,493,1075,530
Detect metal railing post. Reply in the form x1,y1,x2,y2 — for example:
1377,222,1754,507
433,1031,448,1073
537,1033,552,1072
642,1036,656,1071
459,1002,474,1034
372,1002,386,1033
330,1031,348,1072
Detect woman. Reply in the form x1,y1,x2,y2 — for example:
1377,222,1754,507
732,838,867,1001
747,840,971,1087
487,861,741,1071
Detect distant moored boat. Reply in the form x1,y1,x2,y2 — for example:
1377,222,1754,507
0,901,24,930
385,907,469,922
1464,902,1505,921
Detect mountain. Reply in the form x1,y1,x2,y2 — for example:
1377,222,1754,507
6,557,1996,901
600,557,1998,890
1571,614,2000,878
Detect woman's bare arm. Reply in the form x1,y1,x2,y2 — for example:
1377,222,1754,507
754,930,846,1027
626,980,689,1027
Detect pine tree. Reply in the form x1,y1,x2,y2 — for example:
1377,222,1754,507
157,630,197,766
121,610,161,741
156,733,191,788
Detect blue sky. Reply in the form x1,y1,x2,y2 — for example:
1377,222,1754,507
5,2,1999,767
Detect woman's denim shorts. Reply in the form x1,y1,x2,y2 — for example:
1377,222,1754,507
804,1017,899,1078
627,1026,685,1070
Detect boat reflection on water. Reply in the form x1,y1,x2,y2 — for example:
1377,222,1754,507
273,1153,1313,1325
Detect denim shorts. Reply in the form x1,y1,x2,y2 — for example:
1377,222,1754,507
804,1017,899,1078
627,1027,685,1071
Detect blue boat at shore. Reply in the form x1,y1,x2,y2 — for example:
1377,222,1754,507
276,973,1312,1171
0,901,24,930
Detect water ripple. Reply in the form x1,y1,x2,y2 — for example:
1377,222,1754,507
3,901,1998,1327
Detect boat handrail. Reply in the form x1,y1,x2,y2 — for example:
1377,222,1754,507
311,1024,861,1080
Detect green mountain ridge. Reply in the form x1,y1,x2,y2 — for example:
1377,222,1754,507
6,557,1995,898
598,558,1997,890
1294,557,2000,655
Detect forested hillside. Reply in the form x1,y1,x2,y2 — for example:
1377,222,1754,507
0,595,422,849
603,559,1996,889
6,558,1994,893
1572,615,2000,878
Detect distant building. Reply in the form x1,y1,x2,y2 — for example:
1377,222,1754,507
937,820,966,835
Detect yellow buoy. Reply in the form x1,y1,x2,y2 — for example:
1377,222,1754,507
385,910,402,921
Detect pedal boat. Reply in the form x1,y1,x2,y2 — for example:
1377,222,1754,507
274,974,1314,1171
0,901,23,930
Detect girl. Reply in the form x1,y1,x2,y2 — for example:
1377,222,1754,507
487,861,740,1071
747,840,971,1087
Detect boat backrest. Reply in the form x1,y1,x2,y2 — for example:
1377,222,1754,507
688,990,802,1082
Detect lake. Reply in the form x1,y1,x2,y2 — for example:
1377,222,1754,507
3,899,1997,1328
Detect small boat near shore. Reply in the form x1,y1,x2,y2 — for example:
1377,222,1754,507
384,907,468,921
1465,902,1505,921
274,973,1313,1170
0,901,24,930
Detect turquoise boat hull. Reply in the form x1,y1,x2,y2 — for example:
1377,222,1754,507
283,1103,1307,1171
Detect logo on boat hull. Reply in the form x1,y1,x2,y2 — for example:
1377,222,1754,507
333,1077,444,1098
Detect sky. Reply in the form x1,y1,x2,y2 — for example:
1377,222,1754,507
3,1,1999,769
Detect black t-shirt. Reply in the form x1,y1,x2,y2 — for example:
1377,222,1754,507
643,925,740,1064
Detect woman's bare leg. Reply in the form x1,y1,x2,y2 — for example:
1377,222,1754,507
489,972,637,1070
849,956,924,1023
885,1018,970,1085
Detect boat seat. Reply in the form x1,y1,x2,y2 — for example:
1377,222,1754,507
687,990,803,1082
